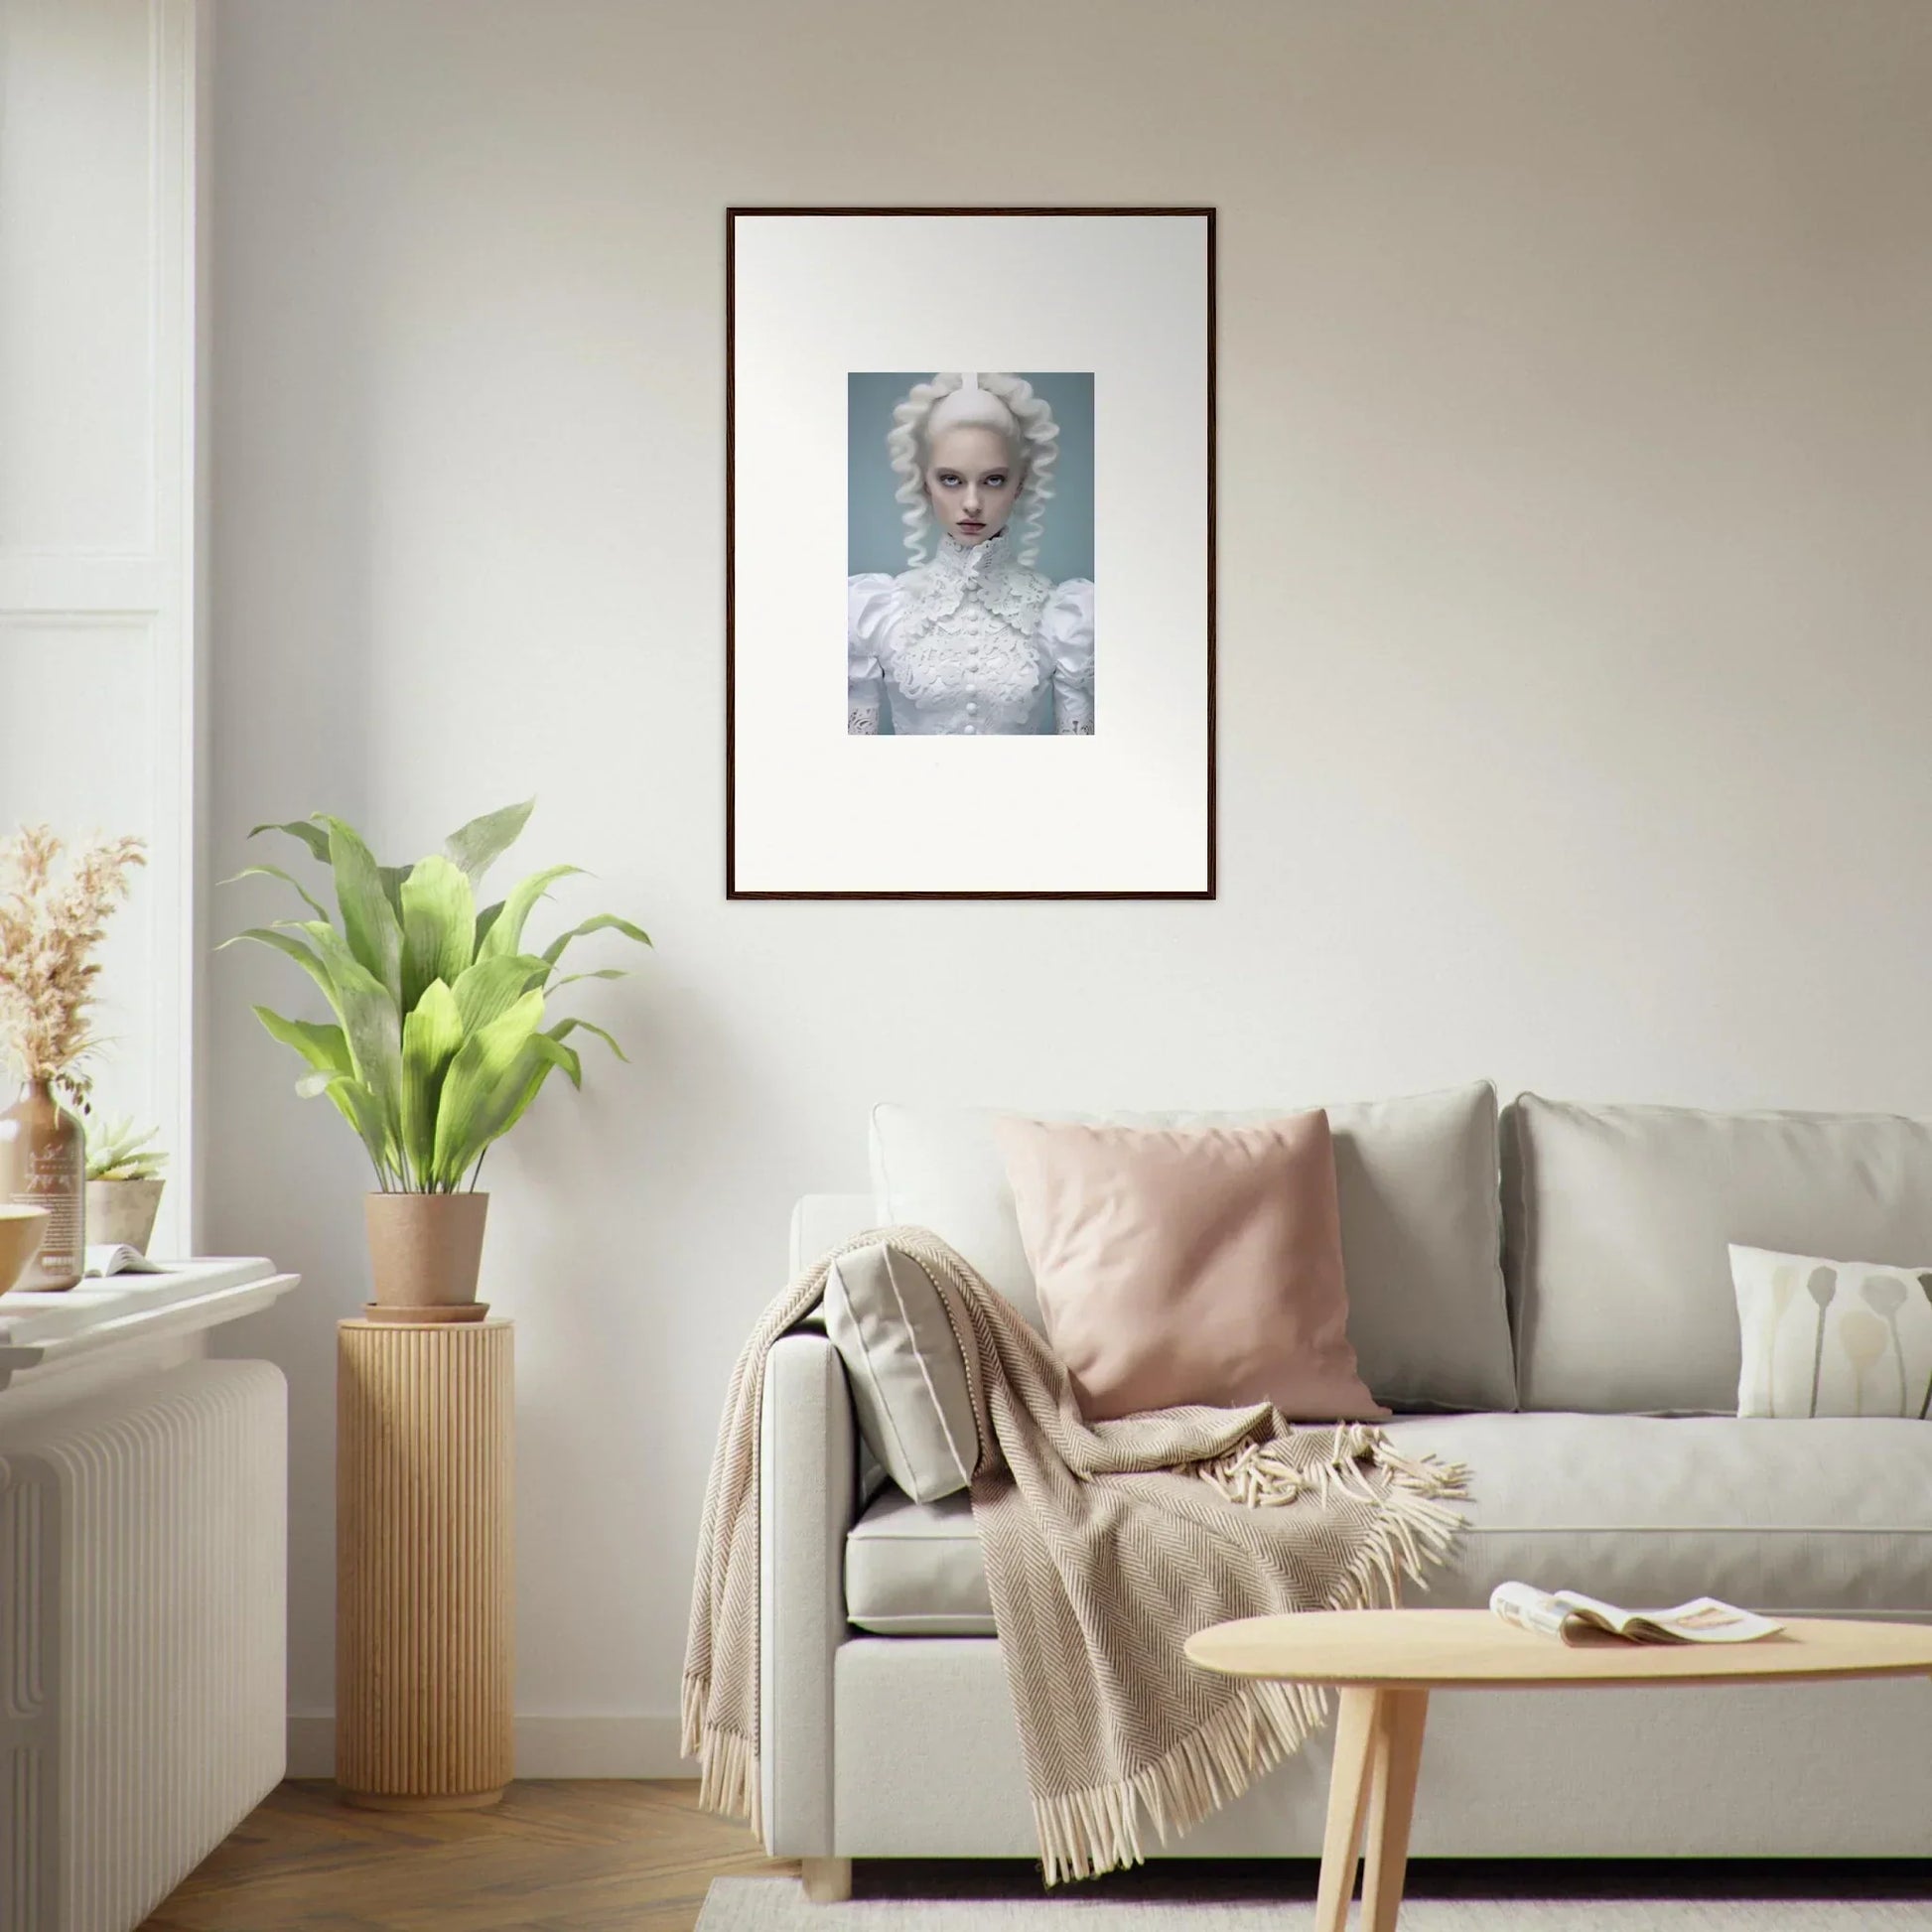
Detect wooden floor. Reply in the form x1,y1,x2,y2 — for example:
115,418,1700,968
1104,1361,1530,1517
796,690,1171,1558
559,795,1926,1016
141,1780,1932,1928
139,1781,793,1932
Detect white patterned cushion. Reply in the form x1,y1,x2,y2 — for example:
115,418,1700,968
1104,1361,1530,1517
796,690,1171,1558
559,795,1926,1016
1731,1244,1932,1419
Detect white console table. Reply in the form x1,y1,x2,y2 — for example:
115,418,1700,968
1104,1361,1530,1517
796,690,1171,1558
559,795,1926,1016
0,1259,300,1932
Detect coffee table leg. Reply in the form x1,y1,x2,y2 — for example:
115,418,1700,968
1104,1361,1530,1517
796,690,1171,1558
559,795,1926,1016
1312,1687,1378,1932
1359,1688,1430,1932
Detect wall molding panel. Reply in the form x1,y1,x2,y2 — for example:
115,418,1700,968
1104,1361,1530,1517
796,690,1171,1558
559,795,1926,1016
0,0,204,1252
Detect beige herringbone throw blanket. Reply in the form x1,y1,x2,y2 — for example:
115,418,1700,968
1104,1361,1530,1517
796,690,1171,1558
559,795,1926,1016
683,1229,1468,1885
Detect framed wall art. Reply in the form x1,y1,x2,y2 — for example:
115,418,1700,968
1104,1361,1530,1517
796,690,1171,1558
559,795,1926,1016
726,207,1215,899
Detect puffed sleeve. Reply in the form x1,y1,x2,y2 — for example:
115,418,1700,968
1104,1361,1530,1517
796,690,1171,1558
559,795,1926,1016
1040,579,1094,736
848,574,895,735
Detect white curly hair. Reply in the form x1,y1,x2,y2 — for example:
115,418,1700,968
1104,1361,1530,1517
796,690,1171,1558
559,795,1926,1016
886,371,1060,568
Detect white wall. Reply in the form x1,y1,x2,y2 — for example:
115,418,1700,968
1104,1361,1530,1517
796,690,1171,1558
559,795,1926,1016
207,0,1932,1768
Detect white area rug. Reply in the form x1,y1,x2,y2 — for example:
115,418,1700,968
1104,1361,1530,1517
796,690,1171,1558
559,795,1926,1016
698,1877,1932,1929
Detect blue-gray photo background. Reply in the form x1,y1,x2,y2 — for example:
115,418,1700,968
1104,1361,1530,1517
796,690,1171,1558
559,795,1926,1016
847,372,1095,581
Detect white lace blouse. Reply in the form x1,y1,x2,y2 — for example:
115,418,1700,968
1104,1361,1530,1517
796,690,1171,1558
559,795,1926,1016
848,532,1095,736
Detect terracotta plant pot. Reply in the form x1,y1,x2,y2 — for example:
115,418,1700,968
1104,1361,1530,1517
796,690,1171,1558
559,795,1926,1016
0,1205,52,1296
85,1177,166,1255
364,1192,489,1309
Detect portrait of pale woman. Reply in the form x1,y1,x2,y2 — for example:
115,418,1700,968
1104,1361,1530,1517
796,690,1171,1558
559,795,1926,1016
848,371,1095,736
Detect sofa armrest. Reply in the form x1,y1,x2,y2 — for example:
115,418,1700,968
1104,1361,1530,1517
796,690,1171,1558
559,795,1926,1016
758,1329,857,1856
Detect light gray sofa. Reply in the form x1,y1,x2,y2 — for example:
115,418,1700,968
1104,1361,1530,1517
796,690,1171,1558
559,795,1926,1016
759,1087,1932,1883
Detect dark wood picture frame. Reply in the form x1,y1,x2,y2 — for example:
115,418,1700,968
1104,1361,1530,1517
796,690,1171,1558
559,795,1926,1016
725,206,1216,900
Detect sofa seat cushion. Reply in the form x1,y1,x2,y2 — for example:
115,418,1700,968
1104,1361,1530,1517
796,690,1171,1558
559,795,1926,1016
843,1413,1932,1637
846,1486,992,1634
1391,1413,1932,1614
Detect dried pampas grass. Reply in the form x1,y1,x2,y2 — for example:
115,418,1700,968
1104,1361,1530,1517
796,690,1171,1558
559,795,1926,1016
0,825,147,1107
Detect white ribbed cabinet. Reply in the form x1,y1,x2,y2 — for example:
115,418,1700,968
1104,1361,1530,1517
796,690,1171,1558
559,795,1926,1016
336,1316,514,1810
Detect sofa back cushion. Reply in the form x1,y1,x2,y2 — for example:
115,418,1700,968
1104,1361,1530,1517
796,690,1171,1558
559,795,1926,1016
790,1194,877,1274
870,1081,1513,1413
1505,1094,1932,1414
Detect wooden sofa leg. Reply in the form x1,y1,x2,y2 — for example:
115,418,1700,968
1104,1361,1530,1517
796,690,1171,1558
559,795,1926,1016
802,1857,853,1902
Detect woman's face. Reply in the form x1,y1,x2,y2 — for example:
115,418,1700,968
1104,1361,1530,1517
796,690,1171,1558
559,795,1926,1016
924,425,1022,547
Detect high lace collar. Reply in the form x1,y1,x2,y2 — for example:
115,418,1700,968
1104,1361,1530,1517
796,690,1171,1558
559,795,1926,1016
923,529,1016,585
904,528,1048,624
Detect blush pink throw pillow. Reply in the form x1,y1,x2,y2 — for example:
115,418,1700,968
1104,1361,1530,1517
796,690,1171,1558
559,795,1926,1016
993,1111,1388,1424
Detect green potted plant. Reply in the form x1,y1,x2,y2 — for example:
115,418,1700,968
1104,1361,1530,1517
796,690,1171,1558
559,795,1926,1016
225,799,648,1310
84,1116,169,1254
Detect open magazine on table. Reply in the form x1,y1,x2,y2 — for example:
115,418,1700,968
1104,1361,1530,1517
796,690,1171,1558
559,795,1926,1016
1490,1581,1784,1646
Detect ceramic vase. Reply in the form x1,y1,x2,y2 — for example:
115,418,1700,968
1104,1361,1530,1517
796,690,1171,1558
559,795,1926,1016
0,1079,85,1291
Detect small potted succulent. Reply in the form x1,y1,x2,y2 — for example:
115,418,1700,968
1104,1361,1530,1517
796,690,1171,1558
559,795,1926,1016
225,799,648,1311
84,1117,169,1255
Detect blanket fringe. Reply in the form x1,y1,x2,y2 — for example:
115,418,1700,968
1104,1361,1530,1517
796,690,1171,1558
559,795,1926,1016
1351,1443,1471,1606
1035,1434,1470,1883
1033,1677,1325,1885
694,1722,761,1838
1197,1430,1469,1528
685,1674,763,1839
680,1671,706,1762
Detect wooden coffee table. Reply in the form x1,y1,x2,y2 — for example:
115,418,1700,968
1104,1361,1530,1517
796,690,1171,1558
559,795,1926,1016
1185,1607,1932,1932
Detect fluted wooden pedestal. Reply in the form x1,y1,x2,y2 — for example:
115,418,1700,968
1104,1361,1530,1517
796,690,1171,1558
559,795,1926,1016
336,1315,514,1810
